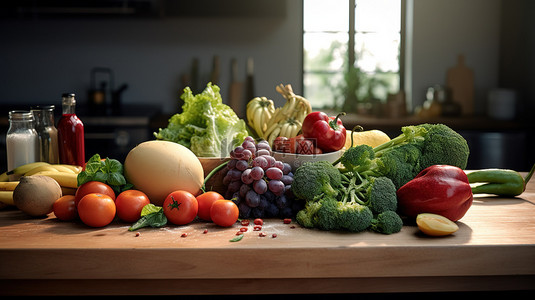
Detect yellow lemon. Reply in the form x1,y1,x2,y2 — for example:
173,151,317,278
344,129,391,149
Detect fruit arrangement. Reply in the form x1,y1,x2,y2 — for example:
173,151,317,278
220,136,302,219
247,84,312,146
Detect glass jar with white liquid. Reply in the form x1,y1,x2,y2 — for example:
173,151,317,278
6,110,40,179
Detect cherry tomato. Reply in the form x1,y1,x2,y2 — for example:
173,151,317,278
77,193,116,227
53,195,77,221
75,181,116,207
163,190,198,225
210,199,239,227
196,191,224,221
115,189,150,223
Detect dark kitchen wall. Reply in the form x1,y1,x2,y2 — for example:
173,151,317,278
0,0,302,114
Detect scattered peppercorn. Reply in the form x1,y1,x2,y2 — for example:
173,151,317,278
283,218,292,224
203,229,208,234
254,218,264,226
272,233,277,238
181,233,188,238
259,232,267,237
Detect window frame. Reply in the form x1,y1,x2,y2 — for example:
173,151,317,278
301,0,406,109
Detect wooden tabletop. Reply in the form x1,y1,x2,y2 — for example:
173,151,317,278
1,173,534,296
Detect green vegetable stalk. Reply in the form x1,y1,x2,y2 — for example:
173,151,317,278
154,83,249,157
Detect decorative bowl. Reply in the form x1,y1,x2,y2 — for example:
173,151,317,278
272,150,343,172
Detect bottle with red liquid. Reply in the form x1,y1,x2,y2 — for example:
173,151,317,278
57,93,85,167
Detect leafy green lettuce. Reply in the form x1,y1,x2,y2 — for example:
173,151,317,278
154,83,248,157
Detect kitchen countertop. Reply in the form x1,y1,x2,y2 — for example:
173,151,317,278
0,173,534,296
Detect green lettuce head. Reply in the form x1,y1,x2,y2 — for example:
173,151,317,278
154,83,248,157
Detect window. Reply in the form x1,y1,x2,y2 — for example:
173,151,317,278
303,0,402,111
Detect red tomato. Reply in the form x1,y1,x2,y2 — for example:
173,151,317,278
75,181,116,207
210,199,239,227
115,189,150,223
163,190,198,225
53,195,78,221
196,191,224,221
77,193,116,227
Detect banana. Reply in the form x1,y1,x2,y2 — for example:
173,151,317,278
0,172,8,182
7,162,50,176
252,106,264,137
0,181,19,191
262,121,281,141
56,164,83,173
24,165,59,176
30,171,78,189
49,165,76,174
267,126,282,146
0,191,14,206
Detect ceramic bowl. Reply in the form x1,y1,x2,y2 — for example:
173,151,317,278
272,150,343,172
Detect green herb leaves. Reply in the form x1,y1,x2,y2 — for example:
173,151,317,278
77,153,132,194
128,204,167,231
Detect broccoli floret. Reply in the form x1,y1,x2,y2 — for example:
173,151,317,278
292,160,342,201
362,176,397,214
417,123,470,170
295,195,373,233
315,196,341,231
370,211,403,234
336,201,373,232
296,201,322,228
337,144,374,172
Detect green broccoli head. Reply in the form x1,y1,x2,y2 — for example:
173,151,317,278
373,144,421,189
315,197,341,231
337,202,373,232
370,211,403,234
339,144,374,172
296,201,322,228
417,123,470,170
365,176,398,214
292,160,342,201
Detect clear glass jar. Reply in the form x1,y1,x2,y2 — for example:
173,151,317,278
31,105,59,164
6,110,40,176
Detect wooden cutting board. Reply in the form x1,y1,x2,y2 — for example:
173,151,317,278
446,54,475,115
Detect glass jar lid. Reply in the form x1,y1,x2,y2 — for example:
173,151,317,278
8,110,34,121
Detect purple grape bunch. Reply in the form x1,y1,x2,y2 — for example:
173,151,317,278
224,136,303,219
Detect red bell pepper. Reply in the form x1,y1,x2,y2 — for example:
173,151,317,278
396,165,473,222
302,112,347,152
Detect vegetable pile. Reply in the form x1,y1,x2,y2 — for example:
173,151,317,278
293,123,471,234
155,83,249,157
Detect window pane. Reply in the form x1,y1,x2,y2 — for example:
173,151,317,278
355,32,400,73
304,0,348,32
303,72,344,109
304,32,348,72
355,0,401,33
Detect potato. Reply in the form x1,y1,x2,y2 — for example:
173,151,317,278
124,140,204,206
13,175,62,217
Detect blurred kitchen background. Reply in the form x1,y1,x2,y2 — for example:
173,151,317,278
0,0,533,171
